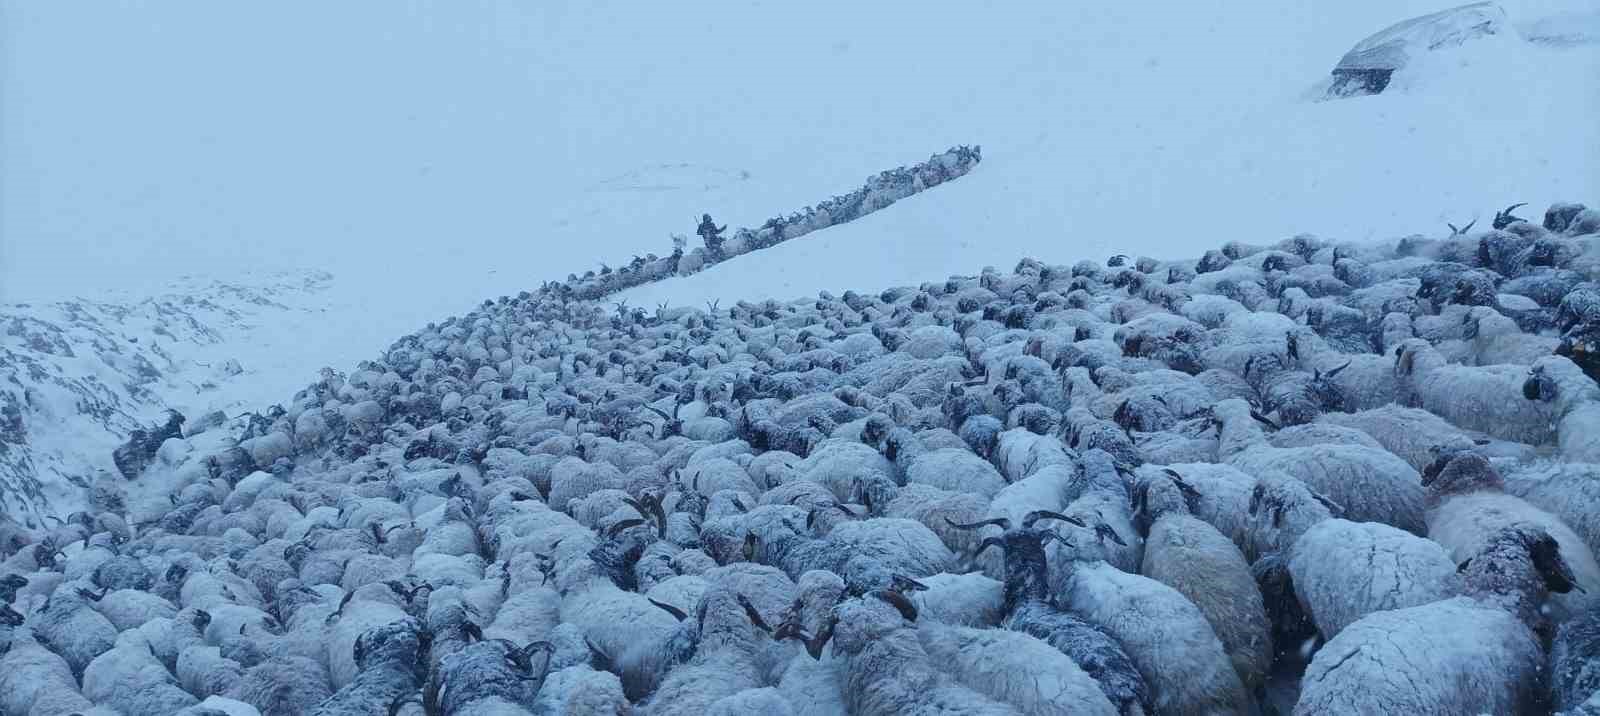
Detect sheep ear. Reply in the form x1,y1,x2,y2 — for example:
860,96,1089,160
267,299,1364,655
648,598,687,621
1530,533,1584,595
1456,557,1472,573
1248,484,1265,516
353,633,369,668
1395,347,1414,376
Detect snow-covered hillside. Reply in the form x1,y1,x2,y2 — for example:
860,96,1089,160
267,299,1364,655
5,1,1597,313
0,272,343,525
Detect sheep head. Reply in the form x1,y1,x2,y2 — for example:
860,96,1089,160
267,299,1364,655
1458,524,1583,632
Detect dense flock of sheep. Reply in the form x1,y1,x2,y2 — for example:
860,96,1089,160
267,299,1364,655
2,199,1600,715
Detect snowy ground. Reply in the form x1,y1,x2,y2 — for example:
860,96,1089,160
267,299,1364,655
0,272,353,523
1,1,1597,515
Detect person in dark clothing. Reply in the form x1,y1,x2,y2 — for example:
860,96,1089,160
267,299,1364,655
697,213,727,256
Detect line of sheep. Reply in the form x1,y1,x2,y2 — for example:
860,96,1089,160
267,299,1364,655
1,199,1599,715
546,145,982,306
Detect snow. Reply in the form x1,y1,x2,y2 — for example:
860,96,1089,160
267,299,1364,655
1,1,1597,512
0,271,365,522
5,1,1597,312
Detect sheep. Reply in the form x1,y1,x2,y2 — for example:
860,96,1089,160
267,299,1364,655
312,617,428,716
949,512,1150,715
1462,306,1560,366
1503,461,1600,559
1134,472,1270,696
808,591,1018,716
1422,447,1600,621
881,428,1008,500
423,639,553,715
1393,338,1558,445
1246,473,1460,643
1055,533,1251,714
1523,355,1600,463
1212,398,1425,535
1295,524,1581,715
1553,608,1600,713
1316,404,1478,472
1132,465,1254,554
30,580,119,676
916,621,1119,716
0,606,99,715
638,587,785,716
225,656,336,716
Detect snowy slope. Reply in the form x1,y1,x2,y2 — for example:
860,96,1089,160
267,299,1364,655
0,272,349,525
1,1,1596,522
5,0,1597,311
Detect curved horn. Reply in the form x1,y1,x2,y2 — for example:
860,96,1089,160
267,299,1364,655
975,536,1006,555
605,518,646,538
1022,510,1085,529
1095,523,1127,546
737,593,772,632
872,589,919,622
648,598,688,621
945,517,1011,532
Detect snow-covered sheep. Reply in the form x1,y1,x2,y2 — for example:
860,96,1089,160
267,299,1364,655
1213,398,1425,535
423,639,553,715
30,580,119,676
1316,404,1478,472
1249,472,1460,641
1523,355,1600,463
312,618,428,715
1134,472,1269,695
1295,524,1582,715
1394,338,1558,445
954,512,1150,715
0,606,99,715
817,592,1017,716
916,621,1119,716
1422,447,1600,621
638,587,785,716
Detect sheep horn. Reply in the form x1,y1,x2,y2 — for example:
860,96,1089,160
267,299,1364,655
872,589,919,622
1023,510,1085,529
605,518,646,538
945,517,1011,532
1095,524,1127,546
648,598,688,621
1325,360,1353,378
1249,410,1279,430
975,536,1006,555
737,594,772,632
463,621,483,642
